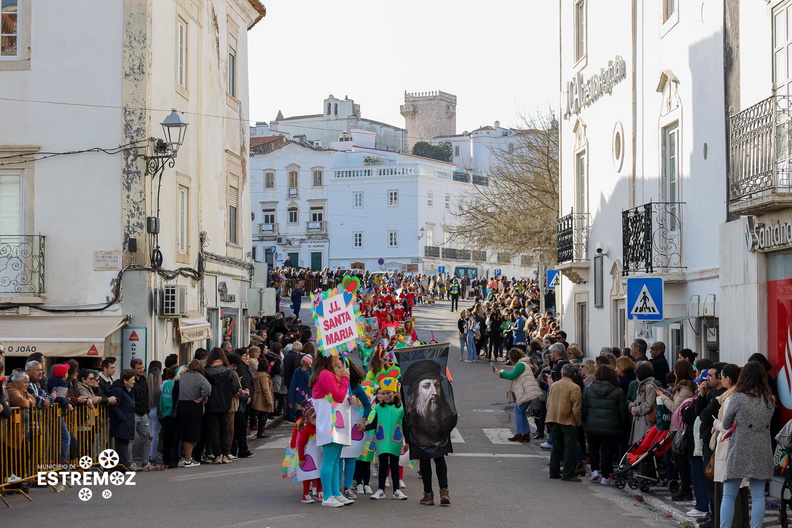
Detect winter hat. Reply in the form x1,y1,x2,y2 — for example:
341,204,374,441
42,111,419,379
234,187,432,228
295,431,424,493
301,354,313,366
53,364,70,378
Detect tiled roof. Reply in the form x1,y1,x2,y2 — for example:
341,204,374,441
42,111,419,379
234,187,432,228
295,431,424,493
472,125,494,132
250,135,285,148
247,1,266,29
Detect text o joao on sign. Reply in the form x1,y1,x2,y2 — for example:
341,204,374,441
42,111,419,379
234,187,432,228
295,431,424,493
744,215,792,252
563,55,627,119
319,293,358,348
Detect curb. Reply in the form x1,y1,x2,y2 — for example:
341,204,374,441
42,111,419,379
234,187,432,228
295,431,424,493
614,485,697,526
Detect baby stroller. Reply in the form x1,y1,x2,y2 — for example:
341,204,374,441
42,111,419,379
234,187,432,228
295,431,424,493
614,425,678,492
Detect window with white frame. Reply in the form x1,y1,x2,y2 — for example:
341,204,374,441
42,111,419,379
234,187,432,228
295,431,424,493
1,0,20,59
575,150,587,215
178,185,188,253
262,209,275,224
454,146,459,157
288,171,298,197
353,232,363,248
228,46,237,98
288,206,298,224
445,194,450,209
228,184,238,245
427,191,433,207
774,3,792,98
0,172,21,234
177,17,187,88
353,191,363,208
574,0,586,63
388,230,399,247
310,206,324,222
426,229,434,247
264,172,274,189
661,122,680,230
312,170,323,187
388,190,398,207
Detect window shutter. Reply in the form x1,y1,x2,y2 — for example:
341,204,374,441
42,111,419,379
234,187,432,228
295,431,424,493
229,186,238,208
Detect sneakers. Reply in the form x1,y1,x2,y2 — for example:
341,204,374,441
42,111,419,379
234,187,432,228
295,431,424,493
600,477,615,486
364,485,373,495
213,457,223,465
321,496,343,508
238,451,255,458
687,509,708,517
179,459,200,468
221,456,232,464
301,494,315,504
335,494,354,505
370,489,386,500
399,479,406,489
392,489,408,500
539,441,552,449
343,488,357,500
141,462,152,471
356,484,365,495
589,470,600,482
6,474,21,483
227,454,238,461
128,463,138,472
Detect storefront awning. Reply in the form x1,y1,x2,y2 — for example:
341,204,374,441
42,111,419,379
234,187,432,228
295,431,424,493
178,311,211,343
0,315,128,357
648,315,696,328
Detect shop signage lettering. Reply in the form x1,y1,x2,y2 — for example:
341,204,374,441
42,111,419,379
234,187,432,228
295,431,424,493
563,55,627,119
744,215,792,252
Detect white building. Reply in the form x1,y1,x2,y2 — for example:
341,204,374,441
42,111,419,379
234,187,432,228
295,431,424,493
249,129,534,277
719,0,792,408
430,121,521,174
258,94,406,152
0,0,264,367
556,1,726,358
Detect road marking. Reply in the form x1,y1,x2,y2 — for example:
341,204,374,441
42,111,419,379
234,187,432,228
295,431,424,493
450,427,465,444
227,514,305,527
168,465,277,481
256,437,290,450
483,428,518,444
449,453,545,458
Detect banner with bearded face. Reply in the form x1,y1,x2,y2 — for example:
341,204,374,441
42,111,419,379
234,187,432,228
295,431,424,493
396,343,458,459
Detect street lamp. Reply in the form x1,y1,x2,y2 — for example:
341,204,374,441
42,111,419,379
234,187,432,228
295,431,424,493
418,227,426,240
145,109,189,175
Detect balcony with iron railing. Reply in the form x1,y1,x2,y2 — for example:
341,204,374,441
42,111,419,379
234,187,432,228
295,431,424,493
621,201,684,276
306,221,327,234
729,94,792,215
557,210,589,264
424,246,440,258
0,235,45,296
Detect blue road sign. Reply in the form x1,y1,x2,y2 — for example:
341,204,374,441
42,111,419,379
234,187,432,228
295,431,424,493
269,246,276,253
627,277,664,320
546,269,560,290
494,269,502,277
437,266,446,274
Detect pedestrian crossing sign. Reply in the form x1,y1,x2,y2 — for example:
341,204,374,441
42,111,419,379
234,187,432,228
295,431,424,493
627,277,664,320
547,269,560,290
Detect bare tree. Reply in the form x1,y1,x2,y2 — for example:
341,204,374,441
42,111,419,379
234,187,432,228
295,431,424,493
443,108,559,264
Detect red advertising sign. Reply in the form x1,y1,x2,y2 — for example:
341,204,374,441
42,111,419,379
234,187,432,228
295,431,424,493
768,278,792,424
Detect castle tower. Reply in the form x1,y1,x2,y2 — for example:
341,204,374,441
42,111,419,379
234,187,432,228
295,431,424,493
400,90,457,152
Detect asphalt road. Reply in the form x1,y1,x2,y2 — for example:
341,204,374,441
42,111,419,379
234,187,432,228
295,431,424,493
1,299,679,528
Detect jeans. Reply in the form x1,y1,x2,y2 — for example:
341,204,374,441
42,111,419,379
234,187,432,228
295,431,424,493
514,401,531,435
690,456,710,513
488,335,503,359
148,408,161,462
466,332,477,361
59,419,70,464
587,433,617,478
721,478,766,528
549,424,578,479
534,400,547,436
132,413,150,465
321,443,343,498
420,457,448,493
458,335,467,360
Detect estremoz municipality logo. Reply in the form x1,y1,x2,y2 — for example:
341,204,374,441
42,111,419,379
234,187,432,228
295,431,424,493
36,449,136,501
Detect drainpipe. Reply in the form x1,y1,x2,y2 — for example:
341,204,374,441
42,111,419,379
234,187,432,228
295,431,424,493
630,0,638,209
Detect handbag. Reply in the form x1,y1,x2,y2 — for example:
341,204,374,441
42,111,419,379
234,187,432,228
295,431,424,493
506,390,517,403
672,429,688,455
705,454,715,479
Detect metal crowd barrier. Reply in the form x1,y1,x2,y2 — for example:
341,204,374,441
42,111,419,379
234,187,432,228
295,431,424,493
281,277,340,297
0,404,111,508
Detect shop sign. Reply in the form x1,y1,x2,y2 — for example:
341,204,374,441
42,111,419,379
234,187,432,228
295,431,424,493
744,215,792,252
563,55,627,119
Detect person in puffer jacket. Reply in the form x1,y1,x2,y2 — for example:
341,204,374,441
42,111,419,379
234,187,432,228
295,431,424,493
495,348,543,442
582,364,629,485
203,347,241,464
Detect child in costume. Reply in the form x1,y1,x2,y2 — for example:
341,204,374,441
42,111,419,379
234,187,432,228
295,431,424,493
354,384,379,495
295,407,323,503
340,361,372,500
365,367,407,500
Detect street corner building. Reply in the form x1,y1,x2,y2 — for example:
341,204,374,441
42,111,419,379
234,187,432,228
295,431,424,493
0,0,266,368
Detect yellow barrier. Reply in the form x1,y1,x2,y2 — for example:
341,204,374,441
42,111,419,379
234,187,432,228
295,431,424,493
0,404,112,508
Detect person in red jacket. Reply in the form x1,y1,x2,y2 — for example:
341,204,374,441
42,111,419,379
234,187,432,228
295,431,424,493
295,407,323,503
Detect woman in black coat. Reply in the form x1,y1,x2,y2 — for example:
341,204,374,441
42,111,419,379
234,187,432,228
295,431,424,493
108,370,137,470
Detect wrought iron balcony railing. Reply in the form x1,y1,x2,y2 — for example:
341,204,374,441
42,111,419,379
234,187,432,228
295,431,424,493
729,94,792,213
557,210,589,264
471,250,486,261
424,245,440,258
0,235,45,295
621,201,684,275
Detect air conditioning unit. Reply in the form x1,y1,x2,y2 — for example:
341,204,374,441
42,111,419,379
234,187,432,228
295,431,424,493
276,236,286,244
162,285,187,316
